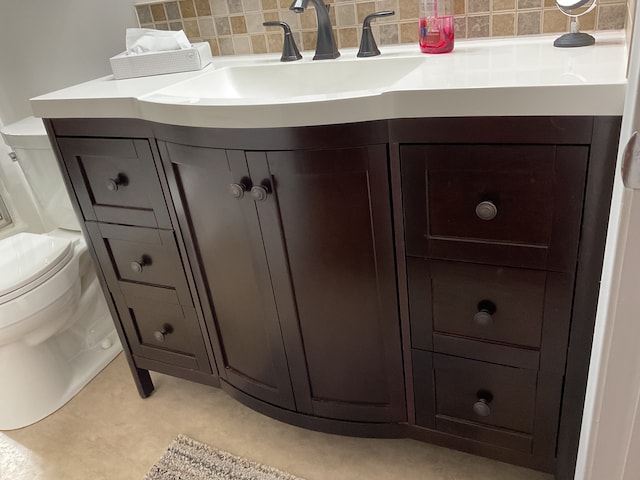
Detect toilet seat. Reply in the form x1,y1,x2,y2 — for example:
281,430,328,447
0,232,74,313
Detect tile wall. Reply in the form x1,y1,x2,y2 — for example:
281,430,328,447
134,0,629,56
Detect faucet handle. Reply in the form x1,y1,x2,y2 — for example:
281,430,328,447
263,21,303,62
357,10,395,58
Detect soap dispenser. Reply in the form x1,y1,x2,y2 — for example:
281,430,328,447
419,0,454,54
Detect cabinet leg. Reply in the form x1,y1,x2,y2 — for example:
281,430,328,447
134,367,155,398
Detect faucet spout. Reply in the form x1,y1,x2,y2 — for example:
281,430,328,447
289,0,340,60
290,0,307,13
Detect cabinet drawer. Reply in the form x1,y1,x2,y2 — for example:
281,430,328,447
413,350,542,453
86,222,192,305
112,284,211,372
433,354,537,434
410,259,545,349
58,137,170,228
408,258,574,372
402,144,587,270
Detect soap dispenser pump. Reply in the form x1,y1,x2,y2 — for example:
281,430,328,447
419,0,455,54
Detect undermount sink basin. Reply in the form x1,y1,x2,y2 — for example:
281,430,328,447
145,56,426,104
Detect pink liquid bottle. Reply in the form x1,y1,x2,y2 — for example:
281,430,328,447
419,0,454,54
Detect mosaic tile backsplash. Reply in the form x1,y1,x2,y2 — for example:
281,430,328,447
135,0,629,56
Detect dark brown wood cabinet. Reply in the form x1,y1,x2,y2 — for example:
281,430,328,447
159,140,405,422
390,116,620,475
51,126,218,396
402,141,584,469
46,116,621,480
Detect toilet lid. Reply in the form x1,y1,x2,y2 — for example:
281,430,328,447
0,232,73,300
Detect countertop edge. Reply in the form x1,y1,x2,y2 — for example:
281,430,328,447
30,32,629,128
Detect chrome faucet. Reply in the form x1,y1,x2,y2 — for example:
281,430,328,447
289,0,340,60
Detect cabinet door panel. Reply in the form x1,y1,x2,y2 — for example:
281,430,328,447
263,145,405,422
162,142,295,410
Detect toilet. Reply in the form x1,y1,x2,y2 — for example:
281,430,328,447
0,117,121,431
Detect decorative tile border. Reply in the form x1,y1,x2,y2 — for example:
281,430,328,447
134,0,630,56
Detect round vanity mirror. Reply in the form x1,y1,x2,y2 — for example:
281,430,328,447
553,0,597,47
556,0,591,8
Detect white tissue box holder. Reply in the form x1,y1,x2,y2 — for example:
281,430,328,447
110,42,212,80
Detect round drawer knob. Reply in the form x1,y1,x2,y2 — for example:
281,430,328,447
475,201,498,221
130,261,143,273
153,324,173,343
106,179,119,192
474,300,496,326
473,398,492,417
106,174,127,192
130,257,151,273
131,262,144,273
474,310,493,326
230,183,247,199
251,185,269,202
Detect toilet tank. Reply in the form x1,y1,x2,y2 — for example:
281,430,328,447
0,117,79,231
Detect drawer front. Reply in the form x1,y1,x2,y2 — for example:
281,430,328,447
425,145,554,246
112,284,211,372
58,137,170,228
86,222,192,305
402,144,588,270
413,350,563,456
409,259,545,349
408,257,574,373
433,354,537,434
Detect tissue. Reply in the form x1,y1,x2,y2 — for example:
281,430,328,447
110,28,212,79
125,28,191,55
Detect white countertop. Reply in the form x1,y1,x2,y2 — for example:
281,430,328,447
31,32,629,129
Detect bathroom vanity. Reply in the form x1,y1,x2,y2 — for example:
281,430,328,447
33,34,627,479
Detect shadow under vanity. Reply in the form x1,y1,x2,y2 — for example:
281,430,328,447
45,115,620,479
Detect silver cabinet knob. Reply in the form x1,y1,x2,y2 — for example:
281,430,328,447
251,185,269,202
473,398,492,417
230,183,247,199
474,300,496,326
129,255,151,273
473,310,493,326
153,330,166,342
476,201,498,220
106,173,127,192
131,262,143,273
153,324,173,343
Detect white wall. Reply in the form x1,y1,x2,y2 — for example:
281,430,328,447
0,0,138,125
0,0,138,232
575,3,640,478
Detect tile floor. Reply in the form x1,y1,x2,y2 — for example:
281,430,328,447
1,354,553,480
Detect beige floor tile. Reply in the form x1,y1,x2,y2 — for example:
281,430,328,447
1,354,553,480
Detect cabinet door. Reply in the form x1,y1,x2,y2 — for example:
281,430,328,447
258,145,405,422
161,142,296,410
